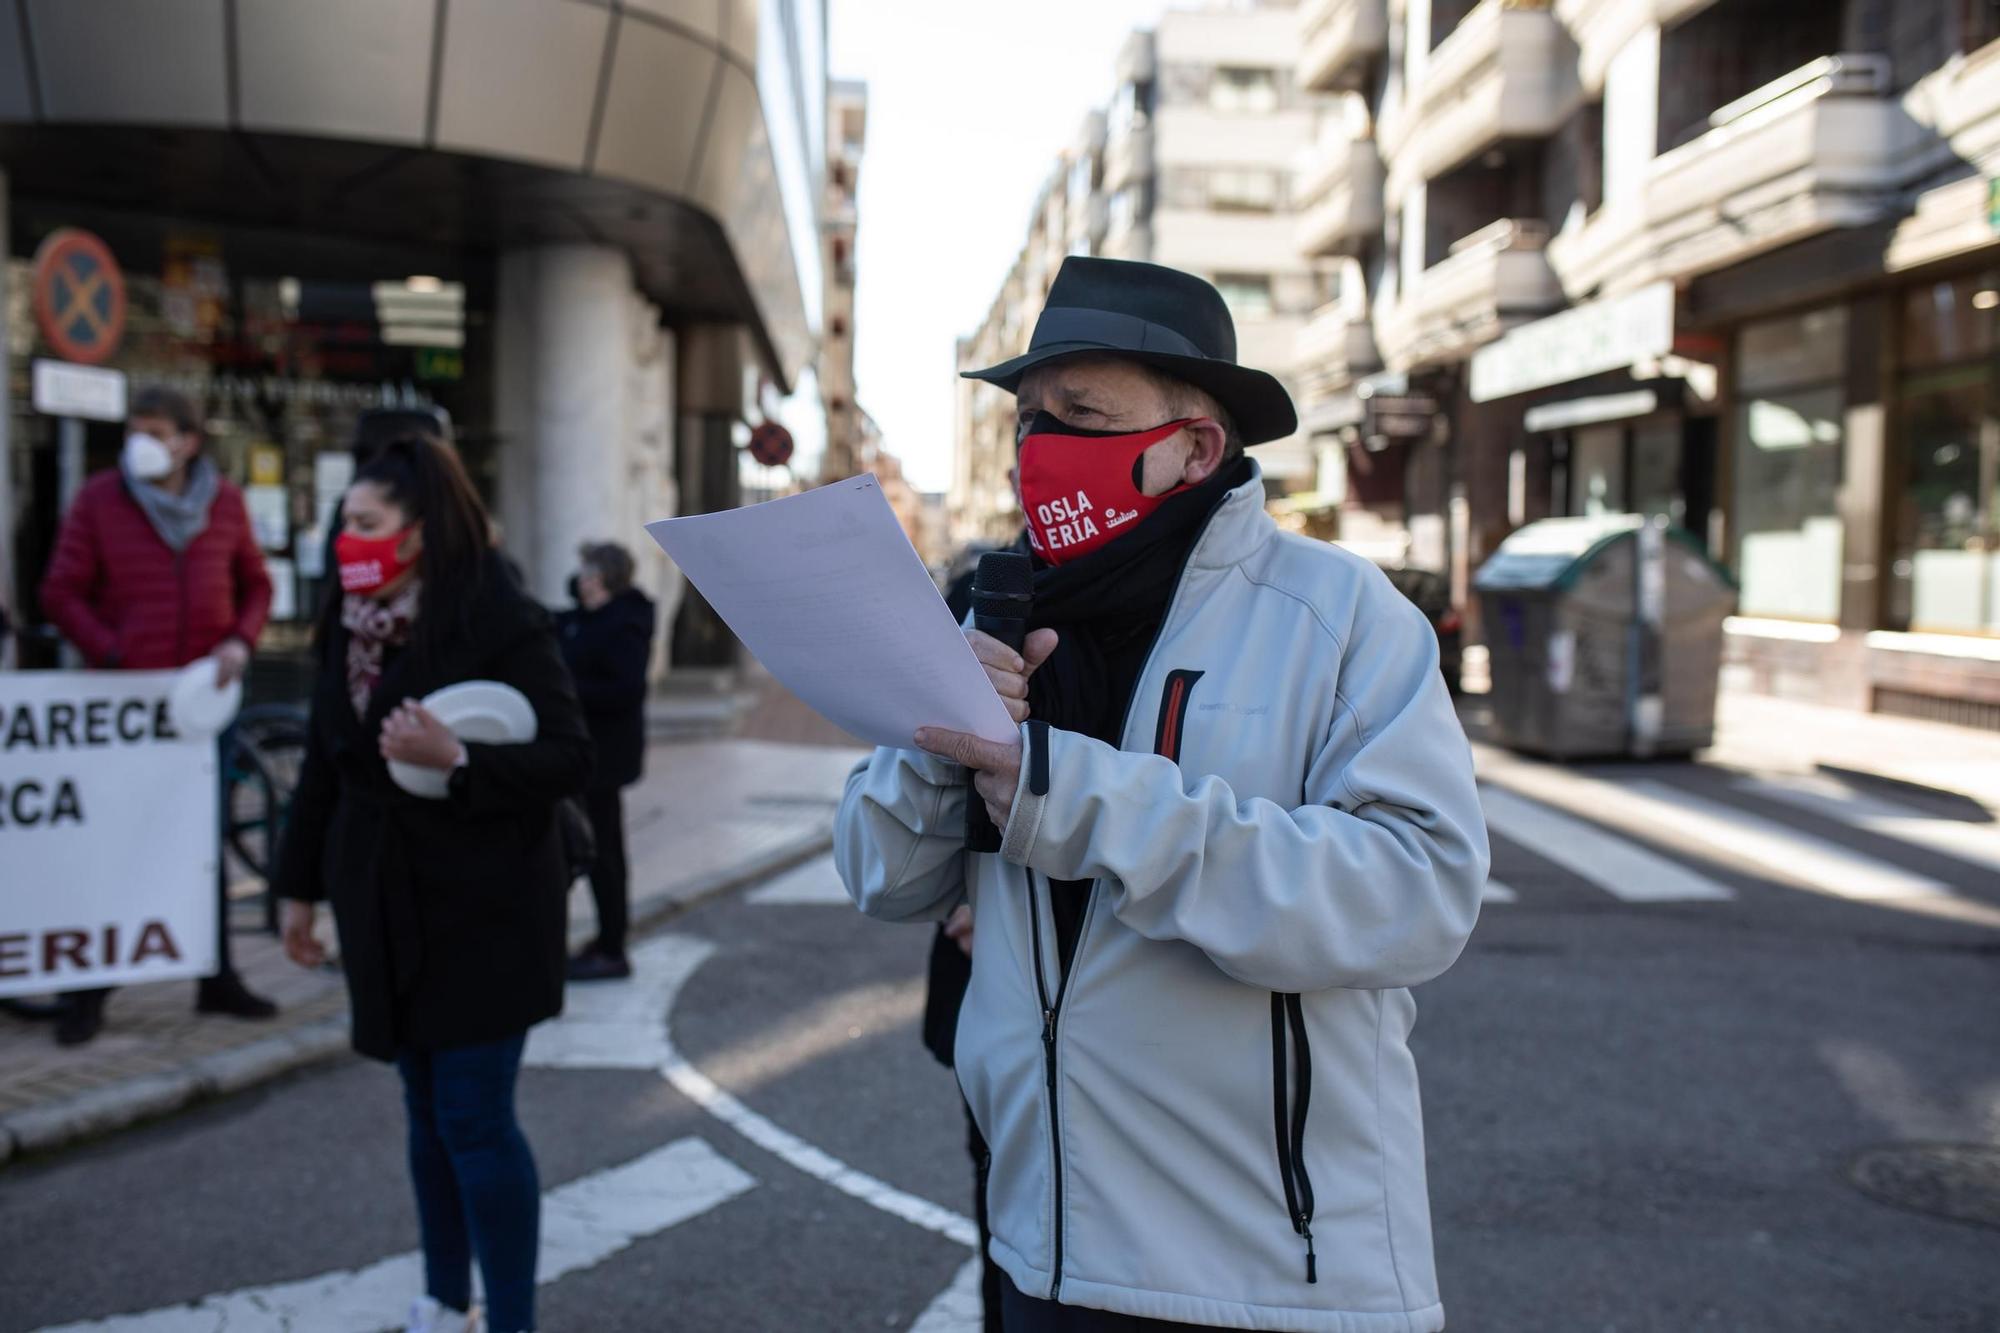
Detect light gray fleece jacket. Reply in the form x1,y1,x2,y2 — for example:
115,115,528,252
835,464,1489,1332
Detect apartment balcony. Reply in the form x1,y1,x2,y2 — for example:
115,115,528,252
1117,30,1156,86
1556,0,1718,92
1294,300,1382,393
1376,219,1562,371
1299,0,1388,94
1294,133,1385,257
1552,54,1913,294
1103,123,1155,194
1379,0,1579,194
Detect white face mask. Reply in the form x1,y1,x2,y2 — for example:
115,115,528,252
122,431,176,481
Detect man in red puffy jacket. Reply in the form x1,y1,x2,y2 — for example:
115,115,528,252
39,385,279,1045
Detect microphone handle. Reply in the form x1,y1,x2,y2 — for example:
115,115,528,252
965,612,1027,853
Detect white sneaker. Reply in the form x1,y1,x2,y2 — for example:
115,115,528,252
405,1296,483,1333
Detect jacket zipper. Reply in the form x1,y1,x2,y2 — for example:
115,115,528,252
1270,992,1318,1283
1022,867,1069,1295
175,549,190,665
1019,478,1239,1301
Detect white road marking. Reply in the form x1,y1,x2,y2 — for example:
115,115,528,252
1732,773,2000,878
523,932,714,1070
1481,880,1519,904
36,907,980,1331
661,1054,978,1248
538,931,978,1249
745,853,853,906
1479,785,1736,902
1622,779,1957,902
35,1138,755,1333
909,1257,986,1333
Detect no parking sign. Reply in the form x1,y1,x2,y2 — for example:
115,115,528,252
32,228,128,366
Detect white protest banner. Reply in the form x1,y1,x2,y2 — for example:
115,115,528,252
0,671,219,997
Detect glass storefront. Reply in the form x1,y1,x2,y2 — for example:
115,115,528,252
1732,306,1847,621
6,202,492,688
1892,270,2000,635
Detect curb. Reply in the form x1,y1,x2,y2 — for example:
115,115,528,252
0,830,835,1169
0,1016,350,1168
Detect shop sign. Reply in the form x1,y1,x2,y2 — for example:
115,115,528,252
1365,394,1437,441
1470,281,1675,403
415,347,464,381
32,229,128,366
31,359,127,422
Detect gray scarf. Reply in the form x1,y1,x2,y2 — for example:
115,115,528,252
125,456,220,552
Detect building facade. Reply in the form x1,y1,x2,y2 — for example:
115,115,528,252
1,0,829,681
819,78,866,485
953,0,1330,548
1293,0,2000,720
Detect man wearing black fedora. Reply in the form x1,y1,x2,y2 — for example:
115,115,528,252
837,257,1488,1332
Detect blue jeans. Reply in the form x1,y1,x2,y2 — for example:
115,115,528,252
396,1033,539,1332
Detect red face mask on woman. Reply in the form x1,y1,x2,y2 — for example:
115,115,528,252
334,529,418,594
1016,410,1196,565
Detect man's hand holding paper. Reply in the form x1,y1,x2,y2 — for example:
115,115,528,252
643,478,1022,753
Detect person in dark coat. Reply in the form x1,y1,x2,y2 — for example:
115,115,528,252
555,541,657,981
38,384,277,1045
274,434,592,1333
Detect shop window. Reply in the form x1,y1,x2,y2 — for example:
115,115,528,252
1892,272,2000,635
1733,307,1848,621
1572,426,1626,517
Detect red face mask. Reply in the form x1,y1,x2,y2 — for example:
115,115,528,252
335,529,418,594
1017,411,1195,565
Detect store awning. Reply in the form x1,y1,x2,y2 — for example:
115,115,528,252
1523,389,1659,433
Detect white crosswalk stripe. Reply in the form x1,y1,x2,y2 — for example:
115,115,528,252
1620,779,1958,903
35,1138,755,1333
1479,785,1738,903
1729,773,2000,878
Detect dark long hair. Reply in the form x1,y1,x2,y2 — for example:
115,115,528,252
318,433,496,671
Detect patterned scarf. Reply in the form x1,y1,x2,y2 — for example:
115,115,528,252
341,583,421,718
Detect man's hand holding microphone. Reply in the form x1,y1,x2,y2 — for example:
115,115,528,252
918,626,1058,831
916,550,1057,837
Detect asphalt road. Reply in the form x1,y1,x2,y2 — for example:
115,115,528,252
3,752,1996,1332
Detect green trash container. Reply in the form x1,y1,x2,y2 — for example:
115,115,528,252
1474,515,1735,759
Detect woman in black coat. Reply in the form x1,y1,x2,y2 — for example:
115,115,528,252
275,435,591,1333
555,541,656,981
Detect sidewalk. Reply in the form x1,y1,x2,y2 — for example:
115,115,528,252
1705,688,2000,814
0,680,865,1165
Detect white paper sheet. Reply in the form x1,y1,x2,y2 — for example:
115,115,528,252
645,476,1016,750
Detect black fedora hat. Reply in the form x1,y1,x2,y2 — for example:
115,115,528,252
962,256,1297,445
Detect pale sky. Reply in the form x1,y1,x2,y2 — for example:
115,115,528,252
828,0,1180,493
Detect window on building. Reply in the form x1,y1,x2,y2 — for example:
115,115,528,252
1210,168,1282,213
1108,80,1151,137
1892,272,2000,635
1213,273,1274,319
1210,67,1278,114
1732,306,1848,622
1108,187,1139,236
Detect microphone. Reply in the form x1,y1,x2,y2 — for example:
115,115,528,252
965,551,1033,852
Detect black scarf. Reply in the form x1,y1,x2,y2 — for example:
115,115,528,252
1025,455,1252,745
1022,456,1252,977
